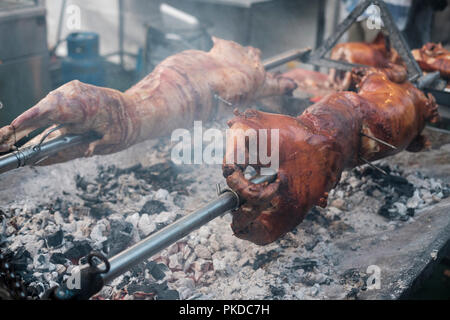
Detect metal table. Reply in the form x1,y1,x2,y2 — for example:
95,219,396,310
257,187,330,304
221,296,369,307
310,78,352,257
0,0,51,127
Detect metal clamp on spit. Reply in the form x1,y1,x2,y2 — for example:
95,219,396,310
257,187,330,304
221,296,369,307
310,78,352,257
0,132,100,175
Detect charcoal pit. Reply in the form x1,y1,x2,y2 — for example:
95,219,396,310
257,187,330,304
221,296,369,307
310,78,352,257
1,125,449,300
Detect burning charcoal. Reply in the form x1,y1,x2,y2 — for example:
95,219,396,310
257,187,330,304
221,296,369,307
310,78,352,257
140,200,167,215
115,274,131,290
305,237,321,251
129,162,191,194
75,174,90,191
269,285,285,297
443,188,450,199
146,261,166,281
50,198,71,217
37,255,46,265
305,207,331,227
46,229,64,247
50,253,68,265
340,268,368,291
79,193,100,204
173,194,186,208
252,250,280,270
87,203,112,218
157,289,180,300
346,287,359,299
9,247,32,271
293,258,318,272
399,215,410,221
64,240,92,262
0,209,6,223
64,234,74,243
378,203,399,220
106,220,134,257
27,282,46,297
127,279,179,300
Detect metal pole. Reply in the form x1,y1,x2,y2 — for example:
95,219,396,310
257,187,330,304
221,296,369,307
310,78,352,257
101,174,276,284
315,0,326,72
0,134,97,175
55,0,67,47
118,0,125,69
263,48,311,70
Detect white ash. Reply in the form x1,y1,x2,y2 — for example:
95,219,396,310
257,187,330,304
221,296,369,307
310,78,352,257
0,135,449,300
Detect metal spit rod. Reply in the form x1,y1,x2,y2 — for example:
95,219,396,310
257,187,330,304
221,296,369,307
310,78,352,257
262,48,311,70
101,174,276,284
51,174,276,299
0,134,97,175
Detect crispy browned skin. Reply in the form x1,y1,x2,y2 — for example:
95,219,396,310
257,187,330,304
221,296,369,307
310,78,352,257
412,43,450,79
329,34,405,90
0,37,295,164
223,69,439,245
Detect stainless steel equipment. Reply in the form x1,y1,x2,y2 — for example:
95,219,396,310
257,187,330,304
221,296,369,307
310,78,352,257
0,0,51,127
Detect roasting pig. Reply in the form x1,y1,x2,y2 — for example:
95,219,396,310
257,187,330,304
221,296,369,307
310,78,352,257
222,67,439,245
330,33,450,88
329,33,405,90
412,42,450,79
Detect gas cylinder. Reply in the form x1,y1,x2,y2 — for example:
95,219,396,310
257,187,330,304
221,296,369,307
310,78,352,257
61,32,106,86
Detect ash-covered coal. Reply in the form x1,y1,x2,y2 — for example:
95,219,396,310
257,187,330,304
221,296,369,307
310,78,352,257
350,164,450,221
0,159,195,300
0,147,449,300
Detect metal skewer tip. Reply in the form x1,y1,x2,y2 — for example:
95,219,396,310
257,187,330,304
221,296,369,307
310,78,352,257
214,94,233,107
359,156,389,176
361,132,397,150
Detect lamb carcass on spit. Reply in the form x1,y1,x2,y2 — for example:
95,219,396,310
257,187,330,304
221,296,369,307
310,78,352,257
223,67,439,245
0,38,296,165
